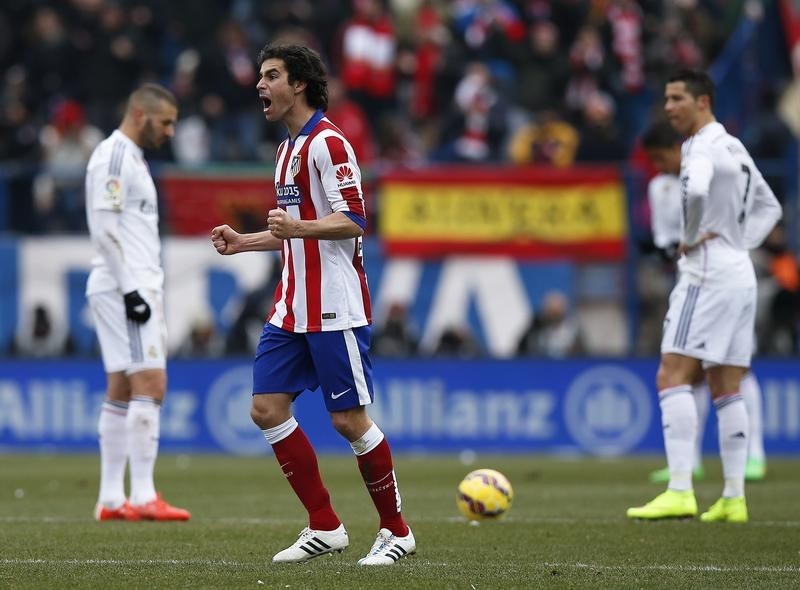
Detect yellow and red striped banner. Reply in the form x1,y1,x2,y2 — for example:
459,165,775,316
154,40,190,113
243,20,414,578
379,166,627,259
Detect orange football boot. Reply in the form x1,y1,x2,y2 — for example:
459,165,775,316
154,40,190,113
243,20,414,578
94,501,140,521
128,493,191,521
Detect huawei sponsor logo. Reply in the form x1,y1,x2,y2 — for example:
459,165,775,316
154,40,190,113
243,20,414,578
335,165,353,182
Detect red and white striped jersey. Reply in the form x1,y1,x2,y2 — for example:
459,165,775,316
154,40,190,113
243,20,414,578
268,110,372,332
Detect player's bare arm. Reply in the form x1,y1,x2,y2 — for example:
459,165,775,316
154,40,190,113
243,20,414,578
211,225,283,254
266,209,363,241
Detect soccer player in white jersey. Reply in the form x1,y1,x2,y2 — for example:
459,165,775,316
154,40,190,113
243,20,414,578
627,70,782,522
211,44,415,565
86,84,190,522
641,119,768,485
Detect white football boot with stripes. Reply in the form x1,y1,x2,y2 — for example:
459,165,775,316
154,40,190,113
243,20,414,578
272,524,349,563
358,527,416,566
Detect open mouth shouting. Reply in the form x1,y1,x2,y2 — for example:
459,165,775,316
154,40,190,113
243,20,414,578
260,93,272,115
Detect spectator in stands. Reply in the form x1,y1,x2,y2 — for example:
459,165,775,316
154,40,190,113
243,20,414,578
574,91,628,163
34,99,103,232
170,49,211,164
430,62,509,163
80,2,150,132
516,290,584,358
564,25,610,118
197,19,260,161
507,109,579,167
335,0,398,124
0,66,42,233
371,302,419,358
510,19,569,116
403,1,448,122
754,224,800,356
743,85,794,201
603,0,648,138
433,324,481,358
24,7,80,117
224,256,282,356
450,0,525,88
11,304,75,358
325,76,376,165
177,312,225,358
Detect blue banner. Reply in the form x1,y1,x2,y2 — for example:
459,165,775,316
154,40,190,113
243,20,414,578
1,359,798,455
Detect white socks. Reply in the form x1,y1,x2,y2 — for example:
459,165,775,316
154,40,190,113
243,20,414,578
97,400,129,508
740,372,765,462
127,396,161,505
659,385,697,492
715,393,748,498
262,416,299,445
350,423,384,456
692,382,710,470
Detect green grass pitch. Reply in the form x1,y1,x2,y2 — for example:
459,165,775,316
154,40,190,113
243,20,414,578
1,453,798,589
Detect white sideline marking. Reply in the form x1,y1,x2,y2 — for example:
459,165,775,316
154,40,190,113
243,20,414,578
543,562,800,574
2,515,800,528
1,558,799,574
0,559,246,566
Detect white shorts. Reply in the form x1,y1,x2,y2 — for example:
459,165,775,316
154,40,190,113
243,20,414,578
660,277,755,368
88,289,167,374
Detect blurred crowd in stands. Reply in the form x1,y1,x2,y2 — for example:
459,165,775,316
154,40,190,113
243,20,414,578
2,0,799,358
3,1,795,225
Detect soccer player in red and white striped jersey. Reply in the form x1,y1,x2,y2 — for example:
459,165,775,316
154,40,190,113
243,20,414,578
211,44,414,566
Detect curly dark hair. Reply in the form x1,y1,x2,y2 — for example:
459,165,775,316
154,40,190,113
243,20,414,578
257,44,328,111
668,69,715,109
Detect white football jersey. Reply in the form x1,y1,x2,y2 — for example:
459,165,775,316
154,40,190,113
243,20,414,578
648,173,682,249
678,121,782,287
85,130,164,295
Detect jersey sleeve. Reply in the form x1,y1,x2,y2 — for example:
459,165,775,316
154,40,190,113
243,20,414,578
90,209,138,293
648,176,678,249
86,144,129,213
312,133,366,222
681,140,714,246
743,173,783,249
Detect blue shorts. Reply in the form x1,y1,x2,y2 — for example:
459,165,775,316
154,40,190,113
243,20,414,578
253,323,374,412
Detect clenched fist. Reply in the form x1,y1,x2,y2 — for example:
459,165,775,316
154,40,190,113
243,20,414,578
211,224,241,255
267,208,300,240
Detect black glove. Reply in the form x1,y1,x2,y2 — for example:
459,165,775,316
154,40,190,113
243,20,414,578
123,290,151,323
658,241,680,263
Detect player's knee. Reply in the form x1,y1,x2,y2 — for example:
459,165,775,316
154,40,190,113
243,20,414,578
329,412,353,438
250,403,289,429
655,364,672,391
129,369,166,400
329,408,370,440
250,405,273,429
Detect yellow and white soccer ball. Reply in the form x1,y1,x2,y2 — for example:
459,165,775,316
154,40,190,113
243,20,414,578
456,468,513,521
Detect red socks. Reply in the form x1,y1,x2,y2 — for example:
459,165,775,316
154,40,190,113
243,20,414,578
356,439,409,537
271,427,340,531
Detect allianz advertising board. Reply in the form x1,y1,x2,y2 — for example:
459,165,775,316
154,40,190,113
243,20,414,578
1,359,798,455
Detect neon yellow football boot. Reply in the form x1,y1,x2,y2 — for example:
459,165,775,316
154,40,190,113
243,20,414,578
648,465,704,484
744,458,766,482
627,489,697,520
700,496,748,523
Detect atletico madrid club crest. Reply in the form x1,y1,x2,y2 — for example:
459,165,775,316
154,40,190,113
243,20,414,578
290,155,301,176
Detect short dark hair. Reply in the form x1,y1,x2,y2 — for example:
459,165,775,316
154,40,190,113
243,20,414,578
127,83,177,114
668,69,715,108
641,119,682,149
258,44,328,111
